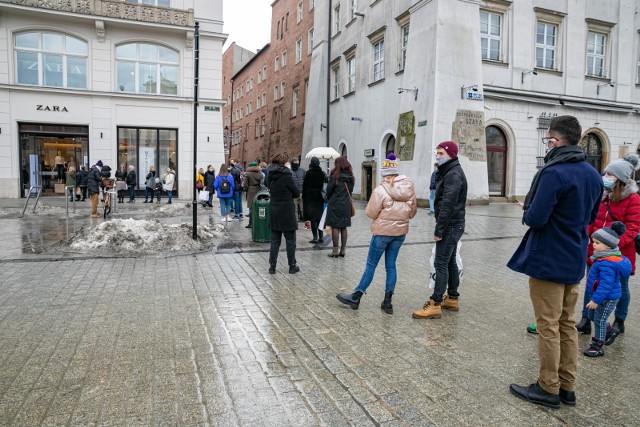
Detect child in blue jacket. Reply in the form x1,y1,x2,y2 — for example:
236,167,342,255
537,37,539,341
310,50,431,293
584,221,632,357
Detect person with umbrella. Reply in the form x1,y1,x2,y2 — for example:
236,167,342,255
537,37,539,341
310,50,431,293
303,156,328,244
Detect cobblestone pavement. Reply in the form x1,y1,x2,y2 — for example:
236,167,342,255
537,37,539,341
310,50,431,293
0,201,639,426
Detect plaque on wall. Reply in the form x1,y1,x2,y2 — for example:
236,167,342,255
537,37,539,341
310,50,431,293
451,109,487,162
396,111,415,161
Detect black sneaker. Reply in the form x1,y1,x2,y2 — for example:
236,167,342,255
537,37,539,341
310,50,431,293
605,320,624,346
269,265,276,274
289,265,300,274
584,338,604,357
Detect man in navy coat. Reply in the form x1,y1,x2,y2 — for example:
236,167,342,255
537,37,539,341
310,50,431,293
508,115,603,409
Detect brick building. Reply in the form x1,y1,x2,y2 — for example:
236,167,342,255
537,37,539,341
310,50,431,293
222,0,314,166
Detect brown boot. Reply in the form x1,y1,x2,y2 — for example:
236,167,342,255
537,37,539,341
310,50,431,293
441,295,460,311
412,298,442,319
328,247,340,258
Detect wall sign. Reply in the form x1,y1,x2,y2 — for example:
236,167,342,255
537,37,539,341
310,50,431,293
364,149,374,157
36,105,69,112
396,111,415,161
204,105,220,112
451,109,487,162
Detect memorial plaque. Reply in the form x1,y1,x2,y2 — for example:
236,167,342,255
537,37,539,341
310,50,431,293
451,109,487,162
396,111,415,161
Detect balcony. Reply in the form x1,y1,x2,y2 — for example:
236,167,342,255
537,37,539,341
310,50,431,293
1,0,194,27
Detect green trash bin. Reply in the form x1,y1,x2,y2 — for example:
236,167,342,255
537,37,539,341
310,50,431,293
251,190,271,242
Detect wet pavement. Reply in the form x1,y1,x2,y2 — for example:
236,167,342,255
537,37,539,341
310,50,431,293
0,196,639,426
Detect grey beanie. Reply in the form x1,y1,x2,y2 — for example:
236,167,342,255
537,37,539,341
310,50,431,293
381,152,400,177
605,154,640,182
592,221,626,249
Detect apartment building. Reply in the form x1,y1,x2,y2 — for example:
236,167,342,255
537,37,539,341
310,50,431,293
222,0,314,166
304,0,640,202
0,0,226,198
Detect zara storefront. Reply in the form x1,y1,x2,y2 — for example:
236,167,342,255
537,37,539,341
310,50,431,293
0,0,225,199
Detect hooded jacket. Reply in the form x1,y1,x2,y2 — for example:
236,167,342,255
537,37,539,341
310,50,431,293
366,176,418,236
267,164,300,231
243,165,264,208
587,180,640,274
587,254,631,304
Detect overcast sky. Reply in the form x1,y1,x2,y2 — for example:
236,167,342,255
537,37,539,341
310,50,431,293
223,0,272,53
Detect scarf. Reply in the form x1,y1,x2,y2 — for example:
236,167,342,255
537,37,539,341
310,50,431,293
590,248,621,262
522,145,586,219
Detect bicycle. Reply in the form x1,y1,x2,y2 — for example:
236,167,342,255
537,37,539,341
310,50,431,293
102,178,115,219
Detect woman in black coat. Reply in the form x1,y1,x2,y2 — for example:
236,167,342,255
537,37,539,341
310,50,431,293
326,156,355,258
302,156,328,244
267,153,301,274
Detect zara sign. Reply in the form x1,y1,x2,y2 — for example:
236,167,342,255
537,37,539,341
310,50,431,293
36,105,69,112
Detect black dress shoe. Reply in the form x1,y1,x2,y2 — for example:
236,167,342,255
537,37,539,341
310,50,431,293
336,291,363,310
269,265,276,274
509,382,560,409
289,265,300,274
309,238,319,244
559,388,576,406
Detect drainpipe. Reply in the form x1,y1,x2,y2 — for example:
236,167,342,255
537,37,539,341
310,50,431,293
326,0,332,149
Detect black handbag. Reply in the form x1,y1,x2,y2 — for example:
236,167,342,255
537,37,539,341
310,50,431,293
604,202,640,254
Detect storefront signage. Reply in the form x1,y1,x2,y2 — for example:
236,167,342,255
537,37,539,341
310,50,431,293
464,91,484,101
36,105,69,112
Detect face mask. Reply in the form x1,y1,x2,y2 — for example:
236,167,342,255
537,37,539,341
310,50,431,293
436,156,447,166
603,177,616,189
208,168,213,172
291,163,299,171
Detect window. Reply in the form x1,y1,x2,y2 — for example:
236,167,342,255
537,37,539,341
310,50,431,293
536,22,556,69
257,96,261,109
257,70,262,83
125,0,170,6
292,87,299,117
296,38,303,63
261,116,266,136
255,119,260,138
349,0,357,21
282,51,287,67
274,55,279,71
480,11,501,61
15,31,88,88
400,24,409,70
116,42,179,94
637,47,640,83
586,32,606,77
262,66,267,80
332,66,340,99
281,81,286,97
262,93,266,107
308,29,314,55
373,39,384,82
309,0,314,11
277,21,281,40
346,55,356,93
297,2,303,23
274,85,280,100
334,4,341,36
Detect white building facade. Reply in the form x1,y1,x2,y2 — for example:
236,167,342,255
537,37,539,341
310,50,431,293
304,0,640,203
0,0,226,198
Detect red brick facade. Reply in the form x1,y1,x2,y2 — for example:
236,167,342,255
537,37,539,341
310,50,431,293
222,0,314,167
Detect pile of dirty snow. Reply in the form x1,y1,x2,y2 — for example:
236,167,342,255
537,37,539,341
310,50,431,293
146,202,194,218
56,218,225,254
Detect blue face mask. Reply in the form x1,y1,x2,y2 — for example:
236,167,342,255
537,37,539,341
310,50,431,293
603,177,616,189
436,156,447,166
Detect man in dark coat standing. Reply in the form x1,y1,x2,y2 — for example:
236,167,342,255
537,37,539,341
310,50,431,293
204,165,216,207
291,157,305,221
87,161,103,217
508,115,603,409
413,141,467,319
267,153,300,275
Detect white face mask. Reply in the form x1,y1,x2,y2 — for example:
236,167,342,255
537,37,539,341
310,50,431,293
435,156,447,166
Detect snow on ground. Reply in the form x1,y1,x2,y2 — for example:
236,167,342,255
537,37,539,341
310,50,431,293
0,204,82,218
142,201,195,218
58,218,225,254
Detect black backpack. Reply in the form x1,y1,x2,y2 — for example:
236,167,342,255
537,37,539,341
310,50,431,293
219,176,231,194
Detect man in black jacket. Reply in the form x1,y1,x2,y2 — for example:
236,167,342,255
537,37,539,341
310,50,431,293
88,161,103,217
413,141,467,319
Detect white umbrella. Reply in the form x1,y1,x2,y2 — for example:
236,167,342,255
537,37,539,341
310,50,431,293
305,146,341,160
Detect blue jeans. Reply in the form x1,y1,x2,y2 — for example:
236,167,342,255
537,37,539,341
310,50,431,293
588,298,619,341
233,191,243,217
429,190,435,213
219,198,233,216
166,190,173,202
355,235,406,294
128,185,136,201
430,224,464,304
582,272,630,321
145,186,154,201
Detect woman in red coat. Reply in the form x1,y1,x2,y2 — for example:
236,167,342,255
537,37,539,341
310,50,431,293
577,155,640,345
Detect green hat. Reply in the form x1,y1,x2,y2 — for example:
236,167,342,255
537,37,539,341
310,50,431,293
248,161,258,167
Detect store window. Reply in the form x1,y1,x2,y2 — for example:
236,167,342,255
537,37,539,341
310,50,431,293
118,127,178,191
116,42,179,95
15,31,88,89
